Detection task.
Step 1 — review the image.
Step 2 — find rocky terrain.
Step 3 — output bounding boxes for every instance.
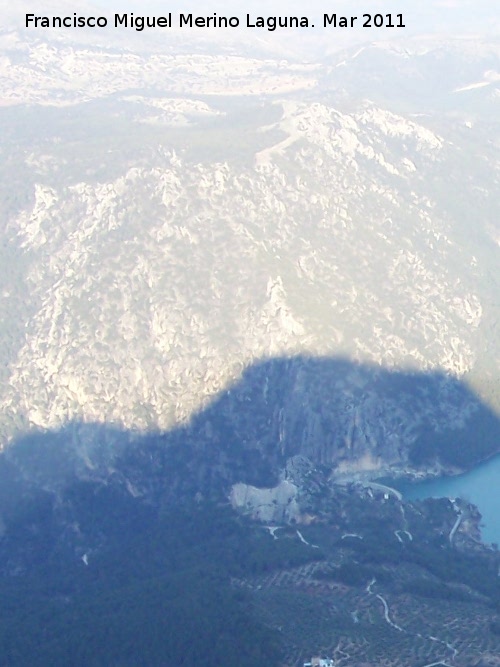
[0,8,499,665]
[0,25,499,475]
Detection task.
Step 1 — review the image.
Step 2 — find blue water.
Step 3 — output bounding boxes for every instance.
[392,454,500,545]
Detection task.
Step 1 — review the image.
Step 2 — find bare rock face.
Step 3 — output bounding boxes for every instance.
[230,480,300,523]
[179,356,500,480]
[0,32,499,477]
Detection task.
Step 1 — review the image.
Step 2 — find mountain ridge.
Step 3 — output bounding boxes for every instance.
[3,355,500,498]
[1,93,498,447]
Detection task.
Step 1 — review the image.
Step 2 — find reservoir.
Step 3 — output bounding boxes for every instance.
[391,453,500,545]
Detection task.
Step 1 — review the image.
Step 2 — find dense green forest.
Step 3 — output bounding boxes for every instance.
[0,482,315,667]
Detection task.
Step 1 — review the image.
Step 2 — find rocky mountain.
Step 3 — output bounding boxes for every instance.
[1,16,500,667]
[0,29,499,476]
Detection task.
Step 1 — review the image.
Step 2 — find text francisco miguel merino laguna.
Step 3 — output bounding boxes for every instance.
[25,12,406,31]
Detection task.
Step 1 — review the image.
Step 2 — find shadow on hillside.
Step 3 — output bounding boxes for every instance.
[1,354,499,512]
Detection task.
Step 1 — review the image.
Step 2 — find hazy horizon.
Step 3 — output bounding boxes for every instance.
[5,0,499,42]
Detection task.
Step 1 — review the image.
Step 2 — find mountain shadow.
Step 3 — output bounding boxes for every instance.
[0,355,499,666]
[3,354,500,502]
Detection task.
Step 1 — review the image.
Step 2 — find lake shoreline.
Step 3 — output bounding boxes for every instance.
[329,449,500,545]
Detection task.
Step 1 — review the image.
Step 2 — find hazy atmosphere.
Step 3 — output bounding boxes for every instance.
[0,0,499,665]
